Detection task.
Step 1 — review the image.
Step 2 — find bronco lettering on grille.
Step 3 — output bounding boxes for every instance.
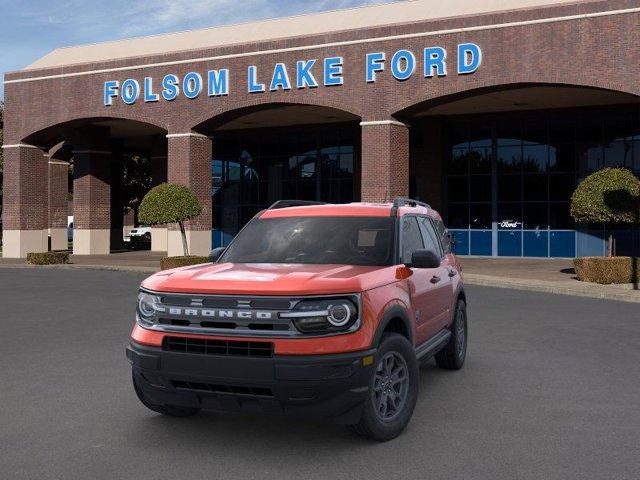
[166,308,274,319]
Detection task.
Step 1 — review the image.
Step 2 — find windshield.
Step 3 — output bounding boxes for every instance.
[220,216,396,266]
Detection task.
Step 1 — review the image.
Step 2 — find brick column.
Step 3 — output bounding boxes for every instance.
[410,119,444,210]
[360,120,410,202]
[166,132,212,256]
[150,134,168,252]
[48,144,70,251]
[72,126,112,255]
[1,143,49,258]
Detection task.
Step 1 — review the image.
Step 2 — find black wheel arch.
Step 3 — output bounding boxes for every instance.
[372,305,414,347]
[456,287,467,305]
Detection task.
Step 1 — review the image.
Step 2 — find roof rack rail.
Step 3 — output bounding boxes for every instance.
[268,200,327,210]
[390,197,431,216]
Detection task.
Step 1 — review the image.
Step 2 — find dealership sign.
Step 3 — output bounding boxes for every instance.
[103,43,482,106]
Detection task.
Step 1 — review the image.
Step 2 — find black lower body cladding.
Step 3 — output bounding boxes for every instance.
[126,341,376,423]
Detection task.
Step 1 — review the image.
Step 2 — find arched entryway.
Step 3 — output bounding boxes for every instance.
[397,84,640,258]
[194,103,361,247]
[3,117,167,257]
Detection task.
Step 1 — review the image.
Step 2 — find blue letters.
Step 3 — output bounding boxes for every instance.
[390,50,415,81]
[104,80,119,106]
[121,79,140,105]
[103,44,483,106]
[183,72,203,99]
[162,74,179,101]
[296,60,318,89]
[457,43,482,74]
[270,63,292,91]
[144,77,159,102]
[324,57,343,86]
[248,66,265,93]
[424,47,447,77]
[208,69,229,96]
[366,52,385,83]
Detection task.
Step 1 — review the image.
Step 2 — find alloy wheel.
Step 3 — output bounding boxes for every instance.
[372,351,410,422]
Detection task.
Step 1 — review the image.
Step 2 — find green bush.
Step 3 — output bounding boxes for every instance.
[160,256,209,271]
[139,183,202,256]
[139,183,201,225]
[570,168,640,224]
[574,256,640,284]
[27,251,69,265]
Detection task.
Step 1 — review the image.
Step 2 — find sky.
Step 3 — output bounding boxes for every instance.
[0,0,400,100]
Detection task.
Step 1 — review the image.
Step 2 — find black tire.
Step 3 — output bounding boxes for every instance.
[435,299,467,370]
[144,232,151,241]
[132,371,200,417]
[351,333,419,441]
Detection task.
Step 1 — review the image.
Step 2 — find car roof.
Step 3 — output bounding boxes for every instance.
[259,202,441,220]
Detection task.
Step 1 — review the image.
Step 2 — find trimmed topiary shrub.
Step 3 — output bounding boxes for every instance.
[574,256,640,284]
[160,256,209,271]
[570,168,640,256]
[139,183,202,256]
[571,168,640,224]
[26,251,69,265]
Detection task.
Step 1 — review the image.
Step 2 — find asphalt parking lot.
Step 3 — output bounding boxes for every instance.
[1,268,639,480]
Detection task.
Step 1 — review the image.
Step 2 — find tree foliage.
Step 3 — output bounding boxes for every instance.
[139,183,201,225]
[570,168,640,224]
[138,183,202,256]
[121,153,152,216]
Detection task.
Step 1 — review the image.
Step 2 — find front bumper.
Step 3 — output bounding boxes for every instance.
[126,341,376,423]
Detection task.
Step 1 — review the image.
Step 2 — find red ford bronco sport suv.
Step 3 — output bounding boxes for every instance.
[127,198,467,441]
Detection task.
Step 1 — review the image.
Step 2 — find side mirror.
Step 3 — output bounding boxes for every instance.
[408,249,441,269]
[208,247,226,263]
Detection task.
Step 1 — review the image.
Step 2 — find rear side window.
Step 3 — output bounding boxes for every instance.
[434,219,451,254]
[418,217,443,258]
[401,217,424,264]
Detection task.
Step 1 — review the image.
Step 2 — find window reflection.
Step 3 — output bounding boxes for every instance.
[446,109,640,241]
[212,125,358,246]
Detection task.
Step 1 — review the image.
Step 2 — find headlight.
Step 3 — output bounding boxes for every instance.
[281,297,359,334]
[137,291,162,325]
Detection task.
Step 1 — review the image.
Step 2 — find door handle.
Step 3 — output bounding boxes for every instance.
[430,275,441,284]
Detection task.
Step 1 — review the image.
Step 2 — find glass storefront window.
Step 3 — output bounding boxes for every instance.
[523,175,547,202]
[604,140,632,168]
[497,145,522,173]
[444,107,640,257]
[497,175,521,202]
[470,175,491,202]
[470,203,492,229]
[523,144,548,173]
[470,147,492,174]
[211,124,358,247]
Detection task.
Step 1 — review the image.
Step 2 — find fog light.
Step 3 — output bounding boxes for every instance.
[294,316,331,333]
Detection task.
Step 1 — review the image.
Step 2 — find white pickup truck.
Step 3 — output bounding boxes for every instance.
[125,226,152,248]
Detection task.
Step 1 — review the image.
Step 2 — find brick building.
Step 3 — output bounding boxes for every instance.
[3,0,640,258]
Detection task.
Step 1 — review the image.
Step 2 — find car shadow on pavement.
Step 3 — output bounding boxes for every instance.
[124,362,448,450]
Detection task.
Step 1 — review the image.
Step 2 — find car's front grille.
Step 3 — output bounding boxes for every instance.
[142,292,361,338]
[163,336,274,357]
[171,380,274,397]
[157,317,292,332]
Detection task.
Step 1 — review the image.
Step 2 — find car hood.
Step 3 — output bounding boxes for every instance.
[142,262,398,295]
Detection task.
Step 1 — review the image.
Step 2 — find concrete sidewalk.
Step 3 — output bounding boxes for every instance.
[0,250,161,273]
[1,251,639,303]
[461,257,640,303]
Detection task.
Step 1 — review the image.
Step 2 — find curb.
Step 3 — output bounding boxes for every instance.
[464,273,640,304]
[0,263,158,273]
